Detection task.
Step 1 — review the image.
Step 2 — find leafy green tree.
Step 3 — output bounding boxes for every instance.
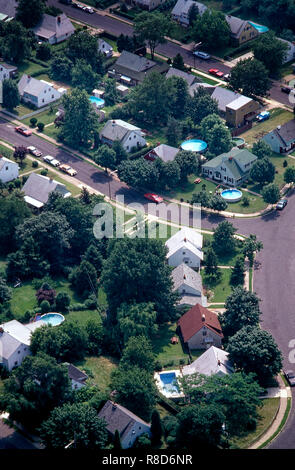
[250,158,275,185]
[0,277,12,304]
[50,53,73,81]
[204,246,219,276]
[2,79,20,110]
[13,146,27,166]
[229,58,271,96]
[118,302,158,344]
[118,158,160,189]
[206,123,232,156]
[36,42,51,61]
[165,116,181,147]
[230,257,245,286]
[85,318,103,355]
[243,234,263,267]
[134,12,171,60]
[200,114,223,140]
[113,429,122,449]
[261,182,280,204]
[112,140,128,166]
[151,410,163,446]
[187,89,219,125]
[40,299,50,313]
[175,150,199,182]
[191,190,211,208]
[95,145,116,172]
[16,0,45,27]
[0,20,31,63]
[193,9,231,50]
[67,30,104,72]
[212,221,236,255]
[82,244,103,276]
[209,194,228,211]
[253,31,289,76]
[69,260,98,297]
[172,53,186,71]
[162,160,181,188]
[6,237,50,281]
[71,59,100,93]
[284,167,295,184]
[0,353,71,430]
[104,78,118,106]
[167,76,189,119]
[188,3,199,24]
[120,335,155,373]
[220,286,261,338]
[40,403,108,449]
[55,292,71,312]
[227,326,283,384]
[252,140,273,160]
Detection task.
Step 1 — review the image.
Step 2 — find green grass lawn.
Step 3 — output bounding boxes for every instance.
[231,398,280,449]
[23,106,59,127]
[241,109,294,146]
[0,144,13,159]
[152,322,190,368]
[75,355,119,392]
[42,124,60,140]
[11,103,36,118]
[201,267,232,304]
[17,59,49,77]
[10,282,37,320]
[65,309,102,325]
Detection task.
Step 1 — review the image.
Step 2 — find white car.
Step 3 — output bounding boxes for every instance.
[43,155,60,167]
[85,6,94,13]
[27,146,42,157]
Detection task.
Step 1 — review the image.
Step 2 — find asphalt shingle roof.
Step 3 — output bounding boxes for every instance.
[166,67,196,87]
[211,87,241,112]
[177,304,223,343]
[65,363,88,383]
[202,148,257,180]
[98,401,150,440]
[182,346,234,376]
[152,144,179,162]
[172,263,202,292]
[172,0,207,17]
[272,120,295,146]
[0,0,17,18]
[22,172,70,205]
[33,13,74,41]
[100,119,141,142]
[225,15,249,38]
[115,51,156,73]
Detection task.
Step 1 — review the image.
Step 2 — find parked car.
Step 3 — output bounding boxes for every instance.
[208,68,224,78]
[15,126,32,137]
[193,51,211,60]
[84,6,94,13]
[256,111,270,122]
[281,85,292,94]
[224,73,231,82]
[27,146,42,157]
[144,193,163,203]
[276,198,288,210]
[194,178,201,184]
[59,164,77,176]
[43,155,60,167]
[284,370,295,386]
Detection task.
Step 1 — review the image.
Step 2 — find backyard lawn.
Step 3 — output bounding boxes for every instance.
[75,355,119,392]
[241,109,294,146]
[152,322,190,368]
[201,267,233,304]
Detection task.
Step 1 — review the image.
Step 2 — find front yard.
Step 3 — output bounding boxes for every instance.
[201,267,233,304]
[152,322,190,368]
[241,109,294,146]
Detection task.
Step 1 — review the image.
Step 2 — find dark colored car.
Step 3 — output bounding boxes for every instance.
[276,198,288,210]
[281,86,292,94]
[284,370,295,386]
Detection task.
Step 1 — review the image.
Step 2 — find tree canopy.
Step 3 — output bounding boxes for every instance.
[229,58,271,96]
[133,12,171,60]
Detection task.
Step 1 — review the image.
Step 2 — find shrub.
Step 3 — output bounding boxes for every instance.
[32,160,39,168]
[40,169,48,176]
[241,195,250,207]
[40,300,51,313]
[30,117,37,127]
[37,122,45,132]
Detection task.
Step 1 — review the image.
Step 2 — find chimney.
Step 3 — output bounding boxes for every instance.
[202,314,206,322]
[217,359,221,366]
[183,274,186,279]
[184,237,187,242]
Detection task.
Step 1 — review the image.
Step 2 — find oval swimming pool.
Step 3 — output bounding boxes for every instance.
[221,189,242,203]
[89,96,105,108]
[248,21,269,33]
[41,313,65,326]
[180,139,208,152]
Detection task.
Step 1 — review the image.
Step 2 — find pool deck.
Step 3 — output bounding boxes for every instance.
[154,370,184,399]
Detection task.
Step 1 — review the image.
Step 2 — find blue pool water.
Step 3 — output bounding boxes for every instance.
[41,313,65,326]
[249,21,269,33]
[159,372,180,393]
[221,189,242,202]
[89,96,105,107]
[180,139,208,152]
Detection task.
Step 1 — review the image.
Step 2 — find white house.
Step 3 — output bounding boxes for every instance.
[18,74,65,108]
[182,346,234,377]
[165,227,203,269]
[171,0,207,26]
[98,38,113,58]
[0,62,17,82]
[0,155,19,183]
[33,13,75,44]
[172,263,207,307]
[98,400,151,449]
[278,38,295,64]
[65,363,88,390]
[0,319,45,371]
[100,119,146,153]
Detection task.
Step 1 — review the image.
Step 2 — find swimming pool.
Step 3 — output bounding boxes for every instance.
[232,137,245,149]
[89,96,105,108]
[40,313,65,326]
[249,21,269,33]
[159,372,180,394]
[221,189,242,203]
[180,139,208,152]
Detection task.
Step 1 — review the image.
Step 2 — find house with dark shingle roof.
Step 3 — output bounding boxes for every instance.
[211,87,260,127]
[0,0,17,19]
[100,119,146,152]
[262,120,295,154]
[64,363,88,390]
[98,401,151,449]
[22,172,71,209]
[166,67,199,87]
[225,15,258,45]
[33,13,74,44]
[201,147,257,187]
[144,143,180,163]
[0,62,17,82]
[177,304,223,350]
[172,263,207,308]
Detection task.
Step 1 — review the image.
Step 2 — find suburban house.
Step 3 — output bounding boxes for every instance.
[165,227,203,269]
[65,363,88,390]
[189,82,215,97]
[100,119,146,152]
[18,74,65,108]
[108,50,169,86]
[278,38,295,63]
[262,120,295,154]
[129,0,165,10]
[98,400,151,449]
[225,15,258,45]
[182,346,234,377]
[172,0,207,27]
[22,172,71,209]
[0,155,19,183]
[201,147,258,186]
[211,87,260,127]
[172,263,207,308]
[0,0,17,20]
[0,62,17,82]
[33,13,75,44]
[166,67,199,87]
[0,319,46,371]
[144,143,180,163]
[98,38,113,58]
[177,304,223,350]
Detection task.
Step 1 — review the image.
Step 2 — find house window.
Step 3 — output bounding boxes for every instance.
[5,166,8,170]
[42,99,44,103]
[18,350,20,354]
[51,95,54,98]
[202,330,207,336]
[14,361,18,365]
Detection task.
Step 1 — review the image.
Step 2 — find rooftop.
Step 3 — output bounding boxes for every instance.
[172,0,207,17]
[211,87,242,113]
[172,263,202,293]
[151,143,180,162]
[22,172,71,207]
[272,119,295,146]
[166,67,196,87]
[182,346,234,376]
[177,304,223,343]
[100,119,142,142]
[33,13,74,41]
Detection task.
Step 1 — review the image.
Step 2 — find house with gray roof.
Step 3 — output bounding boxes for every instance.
[98,38,113,58]
[65,363,88,390]
[189,82,215,97]
[202,147,258,186]
[108,50,169,86]
[100,119,146,152]
[22,172,71,209]
[172,0,207,26]
[33,13,74,44]
[165,227,203,269]
[0,155,19,183]
[98,400,151,449]
[211,87,242,113]
[166,67,199,87]
[0,0,17,20]
[18,74,65,108]
[144,143,180,163]
[262,120,295,154]
[211,87,259,127]
[278,38,295,63]
[182,346,234,377]
[225,15,258,45]
[172,263,207,308]
[0,62,17,82]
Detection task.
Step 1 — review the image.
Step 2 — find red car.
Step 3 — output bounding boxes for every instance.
[144,193,163,204]
[208,68,224,78]
[15,126,32,137]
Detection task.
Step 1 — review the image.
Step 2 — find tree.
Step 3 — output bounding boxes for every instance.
[243,234,263,267]
[187,89,219,125]
[220,286,261,338]
[2,79,20,110]
[104,78,118,106]
[206,123,232,156]
[69,260,98,297]
[133,12,171,60]
[112,140,128,166]
[167,76,189,119]
[165,116,181,147]
[95,145,116,172]
[192,9,231,50]
[212,221,236,255]
[85,318,103,355]
[191,190,211,209]
[230,257,245,286]
[113,429,122,450]
[36,282,56,305]
[71,59,100,93]
[151,410,163,446]
[36,42,51,61]
[0,277,12,304]
[13,146,27,167]
[188,3,199,24]
[209,194,228,211]
[55,292,71,312]
[175,150,199,182]
[252,140,273,160]
[0,20,31,64]
[82,244,103,276]
[227,326,283,384]
[250,158,275,186]
[172,53,186,71]
[118,302,158,344]
[0,353,71,430]
[16,0,45,27]
[67,30,104,72]
[204,246,219,276]
[120,335,155,373]
[40,403,108,449]
[162,160,181,188]
[253,31,289,76]
[61,88,98,147]
[200,114,223,140]
[118,158,160,189]
[50,53,73,82]
[284,167,295,184]
[40,299,51,313]
[6,237,50,281]
[261,182,280,204]
[229,58,271,96]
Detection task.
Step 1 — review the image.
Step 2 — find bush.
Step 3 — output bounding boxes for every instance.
[14,178,22,188]
[32,160,39,168]
[40,300,51,313]
[154,361,162,372]
[37,122,45,132]
[30,117,38,127]
[40,169,48,176]
[241,195,250,207]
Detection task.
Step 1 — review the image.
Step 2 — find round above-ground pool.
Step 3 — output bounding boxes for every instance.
[232,137,245,149]
[180,139,207,152]
[41,313,65,326]
[248,21,269,33]
[221,188,242,203]
[89,96,105,108]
